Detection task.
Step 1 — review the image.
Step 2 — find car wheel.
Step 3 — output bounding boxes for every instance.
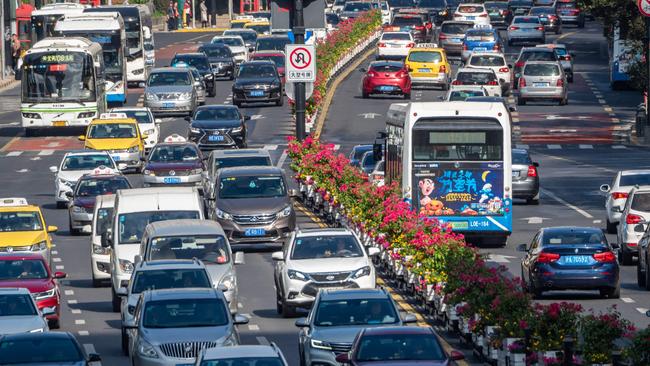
[121,327,129,356]
[568,75,574,83]
[559,98,567,106]
[281,301,296,318]
[517,98,526,106]
[56,201,67,209]
[619,248,633,265]
[441,83,449,91]
[403,92,411,100]
[276,96,284,106]
[111,287,121,312]
[638,261,646,288]
[48,318,60,329]
[234,101,242,107]
[606,219,617,234]
[645,261,650,290]
[529,281,542,299]
[526,197,539,205]
[275,291,283,315]
[600,284,620,299]
[92,277,103,288]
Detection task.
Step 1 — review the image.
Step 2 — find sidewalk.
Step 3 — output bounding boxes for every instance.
[0,78,18,92]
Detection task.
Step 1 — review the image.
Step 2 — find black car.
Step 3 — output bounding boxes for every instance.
[508,0,534,16]
[232,61,283,107]
[0,332,102,365]
[636,224,650,290]
[171,52,217,97]
[255,35,292,52]
[484,1,512,27]
[326,12,340,29]
[417,0,450,25]
[198,43,236,80]
[387,0,416,12]
[187,105,249,149]
[339,1,373,21]
[530,6,562,34]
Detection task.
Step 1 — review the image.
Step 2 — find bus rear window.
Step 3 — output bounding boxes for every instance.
[413,130,503,161]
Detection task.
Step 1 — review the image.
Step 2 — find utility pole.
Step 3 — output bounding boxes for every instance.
[293,0,306,140]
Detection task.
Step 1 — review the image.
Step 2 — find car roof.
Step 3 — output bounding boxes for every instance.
[110,107,151,113]
[319,288,389,300]
[136,259,206,271]
[511,148,529,155]
[370,60,404,67]
[0,287,31,295]
[296,228,354,238]
[0,331,75,342]
[210,148,271,158]
[251,51,285,56]
[145,287,219,301]
[218,166,284,177]
[457,67,496,74]
[225,28,257,33]
[541,226,603,236]
[362,326,435,336]
[150,67,191,73]
[352,144,373,150]
[64,150,112,157]
[79,174,125,181]
[202,345,282,359]
[521,46,554,53]
[241,60,276,66]
[174,52,208,58]
[197,104,239,110]
[621,170,650,176]
[469,52,505,58]
[145,219,226,237]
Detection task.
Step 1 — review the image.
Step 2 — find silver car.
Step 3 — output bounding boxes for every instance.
[537,43,574,82]
[189,67,207,105]
[144,67,198,117]
[518,61,568,105]
[0,288,53,334]
[126,288,249,366]
[507,15,545,45]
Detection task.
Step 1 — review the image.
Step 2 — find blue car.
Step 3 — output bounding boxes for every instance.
[518,226,620,299]
[461,27,503,61]
[349,144,373,167]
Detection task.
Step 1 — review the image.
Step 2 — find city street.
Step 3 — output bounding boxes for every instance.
[0,18,648,365]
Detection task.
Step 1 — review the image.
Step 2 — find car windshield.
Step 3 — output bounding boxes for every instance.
[620,173,650,186]
[75,178,130,197]
[441,22,472,34]
[392,17,422,26]
[362,152,377,168]
[238,64,277,78]
[458,5,484,12]
[291,235,363,259]
[352,146,372,161]
[143,298,229,328]
[0,259,48,280]
[512,150,532,164]
[449,90,486,101]
[314,298,398,326]
[542,230,606,245]
[419,0,446,6]
[0,294,37,316]
[201,357,284,366]
[344,2,372,11]
[530,7,554,14]
[225,31,257,42]
[132,269,211,294]
[172,56,210,72]
[0,212,43,232]
[370,63,403,72]
[485,2,508,9]
[215,156,271,170]
[382,33,411,41]
[117,110,153,125]
[556,1,576,7]
[149,235,230,264]
[201,46,232,58]
[457,71,496,84]
[524,63,560,76]
[251,55,285,68]
[520,50,556,62]
[256,38,291,51]
[0,338,83,363]
[219,175,286,199]
[148,71,191,86]
[514,16,540,23]
[469,55,505,67]
[356,334,446,361]
[388,0,415,6]
[95,207,113,236]
[247,24,270,33]
[195,108,240,120]
[88,123,137,139]
[214,37,244,46]
[631,193,650,211]
[466,30,495,41]
[149,145,200,163]
[62,155,114,171]
[552,47,568,56]
[118,211,200,244]
[408,51,442,63]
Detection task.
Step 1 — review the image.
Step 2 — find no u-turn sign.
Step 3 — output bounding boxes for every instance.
[285,44,316,82]
[639,0,650,16]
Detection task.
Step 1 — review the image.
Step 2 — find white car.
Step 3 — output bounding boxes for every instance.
[601,170,650,233]
[617,187,650,265]
[0,288,53,335]
[109,107,160,153]
[453,3,491,25]
[49,151,124,209]
[212,35,248,64]
[377,31,414,59]
[452,67,502,96]
[91,194,115,287]
[466,52,513,93]
[373,0,392,24]
[272,228,380,317]
[444,84,489,101]
[369,160,385,187]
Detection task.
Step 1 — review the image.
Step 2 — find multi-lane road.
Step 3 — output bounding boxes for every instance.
[0,19,648,365]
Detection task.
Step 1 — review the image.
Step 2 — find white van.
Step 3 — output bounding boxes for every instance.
[91,194,115,287]
[104,187,204,311]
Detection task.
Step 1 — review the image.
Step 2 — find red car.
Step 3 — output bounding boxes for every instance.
[361,61,412,99]
[249,51,286,82]
[0,253,66,328]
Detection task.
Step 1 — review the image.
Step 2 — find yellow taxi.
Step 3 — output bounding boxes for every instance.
[230,19,251,29]
[244,19,271,35]
[0,198,57,264]
[79,113,146,171]
[405,43,451,90]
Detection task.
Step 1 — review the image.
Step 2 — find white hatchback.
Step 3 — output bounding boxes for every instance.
[617,187,650,265]
[601,170,650,233]
[377,31,415,59]
[453,3,491,26]
[466,52,512,93]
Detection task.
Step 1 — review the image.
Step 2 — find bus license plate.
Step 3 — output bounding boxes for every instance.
[163,177,181,184]
[562,255,590,265]
[450,221,469,230]
[208,135,225,142]
[53,121,66,127]
[244,228,266,236]
[162,102,175,108]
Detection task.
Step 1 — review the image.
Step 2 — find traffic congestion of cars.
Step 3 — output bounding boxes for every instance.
[2,0,645,365]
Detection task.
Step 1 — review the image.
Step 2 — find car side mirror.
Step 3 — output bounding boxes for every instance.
[53,271,67,279]
[138,82,146,88]
[184,116,192,122]
[271,251,284,261]
[368,247,380,256]
[611,241,620,249]
[101,231,112,248]
[402,313,417,324]
[516,243,528,252]
[88,353,101,363]
[15,69,22,81]
[41,307,56,317]
[134,255,142,265]
[295,317,309,327]
[244,115,251,121]
[116,287,128,297]
[65,191,74,198]
[532,162,539,167]
[78,135,86,141]
[570,52,575,58]
[234,314,250,325]
[335,353,350,363]
[600,184,611,193]
[49,166,58,173]
[234,251,245,265]
[47,225,58,233]
[635,224,647,233]
[507,64,513,68]
[450,350,465,361]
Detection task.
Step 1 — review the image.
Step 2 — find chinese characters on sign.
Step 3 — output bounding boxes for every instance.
[287,71,314,80]
[285,44,316,82]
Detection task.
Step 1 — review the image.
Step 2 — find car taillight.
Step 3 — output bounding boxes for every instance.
[426,23,432,29]
[536,26,544,31]
[499,67,510,73]
[479,13,488,17]
[396,71,408,78]
[378,42,386,47]
[556,79,564,87]
[509,26,520,30]
[487,80,498,85]
[570,9,579,15]
[439,34,448,40]
[463,44,468,50]
[593,251,616,263]
[562,55,571,61]
[494,44,501,51]
[515,61,525,68]
[439,65,447,73]
[519,78,526,87]
[415,25,425,30]
[527,165,537,177]
[626,214,644,224]
[406,42,415,48]
[452,80,463,85]
[549,14,557,19]
[454,12,462,17]
[367,71,377,77]
[537,252,560,263]
[611,192,629,200]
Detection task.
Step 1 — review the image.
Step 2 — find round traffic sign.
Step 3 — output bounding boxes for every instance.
[639,0,650,17]
[289,47,312,70]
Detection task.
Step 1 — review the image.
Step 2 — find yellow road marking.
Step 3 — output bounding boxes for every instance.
[0,137,20,152]
[556,30,577,41]
[294,201,327,228]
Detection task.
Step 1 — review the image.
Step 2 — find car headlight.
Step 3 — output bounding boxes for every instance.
[137,339,159,359]
[278,204,293,218]
[30,241,47,252]
[231,125,243,133]
[145,93,158,101]
[221,332,238,346]
[77,111,96,119]
[215,208,233,220]
[143,169,154,176]
[72,206,86,213]
[179,92,192,100]
[191,168,203,175]
[350,266,371,279]
[22,112,41,119]
[119,259,134,274]
[92,244,109,255]
[143,129,155,135]
[58,178,75,188]
[127,146,140,153]
[288,269,309,281]
[34,288,56,300]
[189,127,202,134]
[311,339,332,350]
[205,74,214,80]
[29,328,44,333]
[219,273,236,291]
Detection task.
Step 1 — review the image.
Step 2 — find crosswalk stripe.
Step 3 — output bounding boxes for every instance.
[6,151,22,156]
[38,150,54,156]
[579,144,593,149]
[547,144,561,149]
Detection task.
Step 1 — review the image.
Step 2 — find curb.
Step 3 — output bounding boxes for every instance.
[0,78,18,91]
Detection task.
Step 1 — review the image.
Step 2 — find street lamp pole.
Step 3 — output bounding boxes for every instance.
[293,0,306,140]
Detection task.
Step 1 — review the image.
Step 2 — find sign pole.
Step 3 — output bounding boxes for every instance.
[646,17,650,125]
[293,0,306,140]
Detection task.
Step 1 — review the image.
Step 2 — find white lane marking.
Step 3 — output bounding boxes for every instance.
[579,144,593,149]
[51,250,58,255]
[515,144,529,149]
[16,168,29,173]
[612,145,626,149]
[75,319,86,325]
[621,297,635,303]
[547,144,561,149]
[512,117,520,123]
[611,118,620,123]
[38,150,54,156]
[597,99,606,104]
[53,258,62,263]
[263,144,278,150]
[237,302,243,309]
[333,144,340,150]
[45,142,60,148]
[522,216,548,224]
[541,188,593,219]
[6,151,22,156]
[593,220,602,224]
[30,156,41,161]
[256,336,270,345]
[248,324,260,331]
[603,107,612,112]
[64,290,74,296]
[487,254,516,263]
[250,114,264,120]
[276,150,288,168]
[56,265,64,270]
[71,309,82,314]
[242,313,252,318]
[78,330,90,336]
[636,307,649,314]
[68,299,78,304]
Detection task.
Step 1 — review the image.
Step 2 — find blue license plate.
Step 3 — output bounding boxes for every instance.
[162,102,175,108]
[111,155,121,161]
[208,135,225,142]
[561,255,592,265]
[163,177,181,184]
[533,82,549,87]
[473,47,487,51]
[244,228,266,236]
[466,16,475,20]
[418,68,431,73]
[249,90,264,97]
[451,38,461,42]
[379,86,395,92]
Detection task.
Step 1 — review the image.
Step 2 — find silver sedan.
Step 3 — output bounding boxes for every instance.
[507,16,545,45]
[518,61,568,105]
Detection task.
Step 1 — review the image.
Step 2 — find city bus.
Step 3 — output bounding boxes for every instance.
[84,5,148,86]
[19,37,106,136]
[30,2,86,43]
[382,101,513,245]
[610,26,634,90]
[137,4,156,68]
[54,12,127,105]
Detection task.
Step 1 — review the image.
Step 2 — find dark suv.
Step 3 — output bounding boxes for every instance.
[513,47,559,87]
[198,43,236,80]
[232,60,283,107]
[417,0,451,25]
[485,1,511,27]
[390,15,429,42]
[171,53,217,97]
[186,105,248,150]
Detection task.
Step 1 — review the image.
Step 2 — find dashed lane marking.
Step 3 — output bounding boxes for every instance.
[621,297,635,303]
[55,265,64,270]
[53,258,61,263]
[64,290,74,296]
[597,99,606,104]
[593,220,602,224]
[75,319,86,325]
[294,202,327,229]
[636,307,649,314]
[248,324,260,331]
[71,309,82,314]
[256,336,270,345]
[516,144,529,149]
[547,144,561,149]
[78,331,89,336]
[541,188,593,219]
[276,150,288,168]
[38,150,54,156]
[68,299,78,305]
[6,151,21,156]
[579,144,593,149]
[263,144,278,150]
[612,145,626,149]
[51,251,58,255]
